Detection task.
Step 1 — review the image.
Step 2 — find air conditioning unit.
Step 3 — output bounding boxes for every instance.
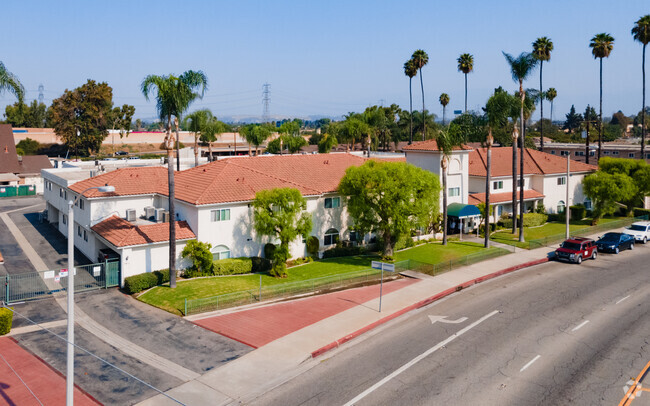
[155,208,165,222]
[144,206,156,220]
[126,209,137,222]
[162,211,170,223]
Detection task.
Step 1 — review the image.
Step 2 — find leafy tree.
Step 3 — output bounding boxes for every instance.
[411,50,429,140]
[583,171,636,222]
[109,104,135,155]
[338,161,441,256]
[4,100,50,128]
[318,133,337,153]
[546,87,557,123]
[563,105,582,134]
[181,240,213,275]
[252,188,312,277]
[185,109,213,166]
[0,61,24,102]
[532,37,553,151]
[16,138,40,155]
[610,111,630,129]
[134,118,142,131]
[439,93,450,125]
[632,15,650,158]
[484,86,516,146]
[266,134,307,154]
[404,59,418,144]
[201,117,227,161]
[50,80,114,156]
[141,70,208,288]
[240,124,272,155]
[449,112,487,143]
[411,110,438,141]
[338,115,368,151]
[457,53,474,113]
[590,33,615,162]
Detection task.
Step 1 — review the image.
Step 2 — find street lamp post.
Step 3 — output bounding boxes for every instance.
[66,184,114,406]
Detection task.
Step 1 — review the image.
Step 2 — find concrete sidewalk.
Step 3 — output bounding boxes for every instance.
[138,241,562,406]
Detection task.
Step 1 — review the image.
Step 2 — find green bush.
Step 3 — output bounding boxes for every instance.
[570,205,587,221]
[287,257,313,267]
[181,240,213,276]
[306,236,320,258]
[0,307,13,336]
[271,245,290,277]
[213,258,253,275]
[124,270,169,294]
[250,256,271,273]
[395,235,416,251]
[498,213,548,228]
[322,245,366,259]
[264,243,276,260]
[535,203,546,214]
[633,208,650,218]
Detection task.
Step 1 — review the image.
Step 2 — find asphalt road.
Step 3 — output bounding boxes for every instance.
[252,243,650,406]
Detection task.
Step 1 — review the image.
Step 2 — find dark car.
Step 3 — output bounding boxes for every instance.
[115,150,129,156]
[596,232,635,254]
[555,237,597,264]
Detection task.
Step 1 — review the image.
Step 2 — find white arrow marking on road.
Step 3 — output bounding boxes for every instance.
[428,315,468,325]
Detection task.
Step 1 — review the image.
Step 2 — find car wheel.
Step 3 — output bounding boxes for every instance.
[630,243,634,250]
[643,237,647,244]
[576,255,582,264]
[591,251,597,260]
[615,247,620,254]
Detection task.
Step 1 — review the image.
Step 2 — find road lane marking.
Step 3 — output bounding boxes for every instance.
[428,315,468,325]
[519,355,541,372]
[343,310,499,406]
[616,295,631,305]
[571,320,590,332]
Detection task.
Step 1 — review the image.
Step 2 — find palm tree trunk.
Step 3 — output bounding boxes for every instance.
[485,138,492,248]
[519,85,525,243]
[420,68,426,141]
[166,116,176,289]
[194,133,199,167]
[176,116,181,172]
[642,43,646,160]
[208,141,213,162]
[464,73,468,113]
[512,127,517,235]
[550,100,554,124]
[248,143,252,156]
[442,106,446,126]
[585,120,590,165]
[409,78,413,144]
[539,61,544,152]
[598,57,603,163]
[442,158,448,245]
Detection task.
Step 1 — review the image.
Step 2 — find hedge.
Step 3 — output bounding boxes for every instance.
[124,270,170,294]
[250,256,271,273]
[633,208,650,218]
[570,205,587,221]
[499,213,548,228]
[0,307,13,336]
[213,258,253,275]
[322,245,366,259]
[306,236,320,258]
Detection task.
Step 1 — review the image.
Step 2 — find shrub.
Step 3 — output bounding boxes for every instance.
[271,245,290,277]
[394,235,416,251]
[306,236,320,258]
[535,203,546,214]
[181,240,213,276]
[264,243,276,260]
[124,270,169,294]
[0,307,13,336]
[547,213,563,222]
[287,257,313,267]
[633,208,650,218]
[213,258,253,275]
[159,141,185,150]
[499,213,547,228]
[570,205,586,221]
[322,245,365,259]
[250,256,271,273]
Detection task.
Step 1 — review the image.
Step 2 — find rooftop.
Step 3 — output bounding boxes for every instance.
[468,189,545,205]
[402,139,472,152]
[91,215,195,247]
[468,147,597,177]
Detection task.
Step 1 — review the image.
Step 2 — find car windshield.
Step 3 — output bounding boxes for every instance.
[628,225,647,231]
[600,233,620,241]
[561,242,581,250]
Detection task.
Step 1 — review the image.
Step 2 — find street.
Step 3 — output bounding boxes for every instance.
[252,243,650,406]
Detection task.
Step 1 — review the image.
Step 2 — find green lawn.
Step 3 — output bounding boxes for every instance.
[138,241,502,315]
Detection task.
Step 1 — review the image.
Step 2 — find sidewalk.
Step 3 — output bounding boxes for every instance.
[137,241,559,406]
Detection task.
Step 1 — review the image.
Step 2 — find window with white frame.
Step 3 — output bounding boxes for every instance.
[557,200,566,213]
[646,153,650,159]
[324,197,340,209]
[590,151,595,156]
[448,187,460,197]
[210,209,230,222]
[64,190,67,200]
[77,225,82,237]
[612,151,619,155]
[575,151,584,156]
[79,199,84,210]
[493,181,503,190]
[211,245,231,260]
[557,176,566,185]
[604,151,610,155]
[628,153,635,158]
[62,214,67,225]
[560,151,569,156]
[584,198,592,210]
[550,150,556,154]
[324,228,339,246]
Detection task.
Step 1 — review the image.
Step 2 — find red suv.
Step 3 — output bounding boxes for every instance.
[555,237,597,264]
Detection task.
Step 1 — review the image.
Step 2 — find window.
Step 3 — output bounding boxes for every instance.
[62,214,67,225]
[550,150,556,154]
[324,197,340,209]
[612,151,619,155]
[584,198,592,210]
[646,154,650,159]
[349,230,358,242]
[557,200,566,214]
[493,181,503,190]
[448,187,460,197]
[59,188,63,198]
[517,179,525,188]
[83,229,88,242]
[211,245,231,260]
[557,176,566,185]
[590,151,595,156]
[64,190,67,200]
[79,199,84,210]
[77,225,82,237]
[604,151,610,155]
[324,228,339,246]
[496,205,502,217]
[628,153,635,158]
[211,209,230,222]
[560,151,569,156]
[575,151,584,156]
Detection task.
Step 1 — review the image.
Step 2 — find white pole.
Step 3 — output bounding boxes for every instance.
[66,200,75,406]
[566,152,570,239]
[379,266,383,313]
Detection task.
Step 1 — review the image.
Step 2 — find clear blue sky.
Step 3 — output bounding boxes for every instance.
[1,0,648,122]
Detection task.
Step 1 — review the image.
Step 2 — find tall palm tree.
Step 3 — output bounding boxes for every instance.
[0,61,25,102]
[436,129,464,245]
[404,59,418,144]
[632,15,650,159]
[412,50,429,140]
[589,33,615,163]
[546,87,557,123]
[141,70,208,288]
[503,52,538,243]
[457,53,474,113]
[532,37,553,152]
[185,109,213,167]
[439,93,450,125]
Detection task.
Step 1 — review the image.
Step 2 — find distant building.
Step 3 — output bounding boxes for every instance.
[533,141,650,163]
[0,124,52,194]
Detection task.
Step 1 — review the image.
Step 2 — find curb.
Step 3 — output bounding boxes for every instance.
[311,257,550,358]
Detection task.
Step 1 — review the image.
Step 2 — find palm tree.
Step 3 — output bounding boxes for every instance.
[532,37,553,152]
[185,109,213,167]
[412,50,429,140]
[436,129,464,245]
[404,59,417,144]
[0,61,25,102]
[457,53,474,113]
[503,51,538,243]
[201,117,226,160]
[546,87,557,123]
[439,93,450,126]
[141,71,208,288]
[632,15,650,159]
[590,33,615,163]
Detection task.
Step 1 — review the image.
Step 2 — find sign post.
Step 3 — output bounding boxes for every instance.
[372,261,396,312]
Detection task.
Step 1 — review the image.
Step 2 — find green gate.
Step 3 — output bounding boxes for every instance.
[105,260,120,287]
[0,186,17,198]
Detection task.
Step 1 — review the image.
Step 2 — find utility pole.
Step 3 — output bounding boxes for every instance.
[38,84,44,105]
[262,83,271,123]
[566,152,570,239]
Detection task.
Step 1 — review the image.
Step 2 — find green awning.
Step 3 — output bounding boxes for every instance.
[447,203,480,219]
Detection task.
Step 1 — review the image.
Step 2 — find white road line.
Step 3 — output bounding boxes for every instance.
[616,295,631,305]
[343,310,500,406]
[519,355,541,372]
[571,320,590,332]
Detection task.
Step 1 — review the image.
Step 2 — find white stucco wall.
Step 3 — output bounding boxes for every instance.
[405,150,470,207]
[117,241,190,285]
[541,173,589,213]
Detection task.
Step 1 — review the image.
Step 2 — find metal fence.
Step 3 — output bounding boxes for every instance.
[1,260,119,304]
[527,215,649,250]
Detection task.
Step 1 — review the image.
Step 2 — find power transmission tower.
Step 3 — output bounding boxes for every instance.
[38,84,44,104]
[262,83,271,123]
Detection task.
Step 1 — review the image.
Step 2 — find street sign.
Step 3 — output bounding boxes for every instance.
[453,110,462,115]
[59,269,68,277]
[581,130,587,139]
[371,261,383,270]
[382,263,395,272]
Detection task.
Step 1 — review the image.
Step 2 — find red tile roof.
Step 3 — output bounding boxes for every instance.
[91,215,195,247]
[468,189,545,205]
[468,147,597,177]
[402,139,472,152]
[69,167,169,197]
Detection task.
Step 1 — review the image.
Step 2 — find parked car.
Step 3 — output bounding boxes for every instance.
[555,237,597,264]
[596,232,635,254]
[624,221,650,244]
[115,150,129,156]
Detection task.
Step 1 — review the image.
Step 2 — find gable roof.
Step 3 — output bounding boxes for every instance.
[402,139,473,152]
[468,147,597,177]
[18,155,52,174]
[91,215,195,247]
[69,167,168,198]
[469,190,545,205]
[0,124,23,174]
